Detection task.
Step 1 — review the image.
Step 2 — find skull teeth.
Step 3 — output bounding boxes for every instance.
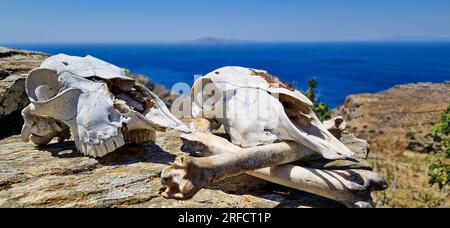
[74,130,155,158]
[76,134,125,158]
[122,129,156,144]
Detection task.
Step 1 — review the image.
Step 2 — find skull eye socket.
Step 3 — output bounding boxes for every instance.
[27,69,61,102]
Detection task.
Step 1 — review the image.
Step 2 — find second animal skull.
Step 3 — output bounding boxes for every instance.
[191,66,354,159]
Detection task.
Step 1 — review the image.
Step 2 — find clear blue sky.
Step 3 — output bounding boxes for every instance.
[1,0,450,43]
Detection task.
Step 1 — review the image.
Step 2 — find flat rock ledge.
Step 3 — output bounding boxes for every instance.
[0,128,349,208]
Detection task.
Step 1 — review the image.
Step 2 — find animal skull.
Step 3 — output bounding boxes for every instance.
[192,66,354,159]
[22,54,189,157]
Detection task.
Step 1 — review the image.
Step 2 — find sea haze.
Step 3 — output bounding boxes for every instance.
[6,42,450,107]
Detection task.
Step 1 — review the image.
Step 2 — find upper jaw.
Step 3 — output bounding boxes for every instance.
[144,112,191,133]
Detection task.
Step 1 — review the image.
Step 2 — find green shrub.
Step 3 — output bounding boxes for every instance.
[428,154,450,190]
[124,68,131,76]
[443,137,450,158]
[305,77,331,121]
[428,103,450,189]
[432,104,450,137]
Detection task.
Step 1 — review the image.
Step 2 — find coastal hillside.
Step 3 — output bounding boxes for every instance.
[334,82,450,154]
[333,83,450,207]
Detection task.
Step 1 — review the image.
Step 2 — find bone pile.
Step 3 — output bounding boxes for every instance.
[21,54,189,158]
[21,55,387,208]
[161,67,387,208]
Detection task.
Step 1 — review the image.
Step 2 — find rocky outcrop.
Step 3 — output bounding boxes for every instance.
[0,48,48,137]
[0,129,350,208]
[333,82,450,154]
[0,48,47,115]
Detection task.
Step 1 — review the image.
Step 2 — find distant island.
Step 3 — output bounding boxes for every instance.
[180,37,254,45]
[177,37,450,45]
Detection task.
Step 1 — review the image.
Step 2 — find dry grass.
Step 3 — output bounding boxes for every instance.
[370,149,449,208]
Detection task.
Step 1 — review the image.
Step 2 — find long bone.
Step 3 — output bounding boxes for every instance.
[161,118,387,207]
[161,131,315,200]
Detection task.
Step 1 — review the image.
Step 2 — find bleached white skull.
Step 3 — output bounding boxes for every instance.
[192,66,354,159]
[22,54,189,157]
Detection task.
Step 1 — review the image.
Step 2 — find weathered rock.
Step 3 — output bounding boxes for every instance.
[333,82,450,154]
[0,48,48,137]
[0,69,10,79]
[340,132,370,159]
[0,48,47,116]
[0,129,345,208]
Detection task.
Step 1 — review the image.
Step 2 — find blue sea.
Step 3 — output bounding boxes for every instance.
[5,42,450,107]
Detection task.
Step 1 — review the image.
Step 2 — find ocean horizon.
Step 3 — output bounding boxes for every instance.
[4,42,450,107]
